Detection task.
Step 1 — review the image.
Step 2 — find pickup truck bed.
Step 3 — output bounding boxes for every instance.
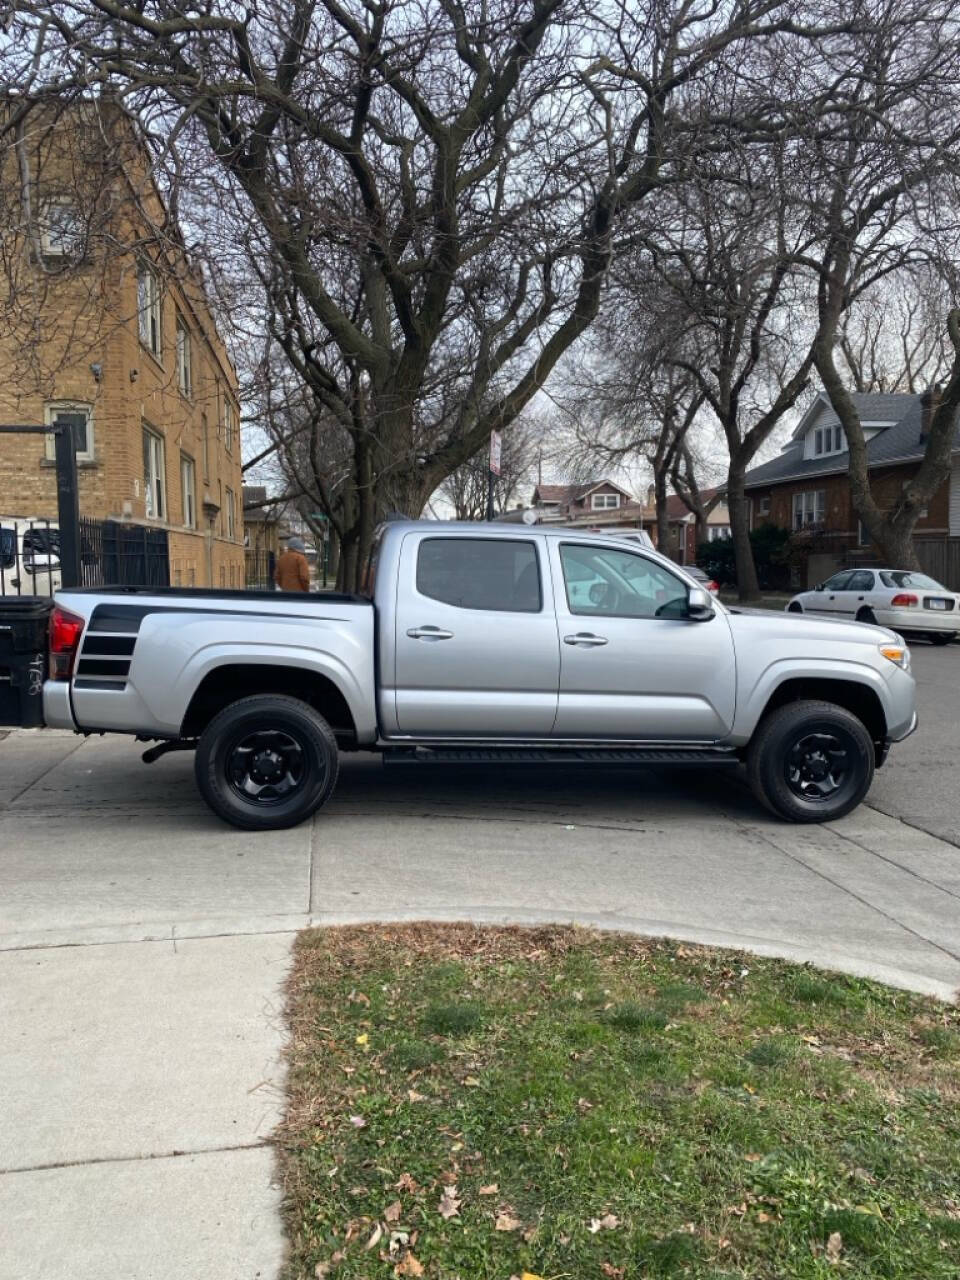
[42,521,918,830]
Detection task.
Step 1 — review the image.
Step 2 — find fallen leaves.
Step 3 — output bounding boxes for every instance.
[826,1231,844,1264]
[395,1172,419,1193]
[600,1265,625,1278]
[478,1183,499,1196]
[365,1223,383,1251]
[589,1213,620,1233]
[348,1115,367,1129]
[495,1209,523,1232]
[437,1186,461,1220]
[394,1253,424,1277]
[384,1199,402,1223]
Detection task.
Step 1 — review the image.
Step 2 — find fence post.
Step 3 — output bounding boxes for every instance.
[53,418,81,589]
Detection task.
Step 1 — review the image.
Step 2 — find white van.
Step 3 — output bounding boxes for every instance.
[0,518,61,597]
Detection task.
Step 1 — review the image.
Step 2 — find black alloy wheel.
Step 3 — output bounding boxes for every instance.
[747,699,874,823]
[783,728,857,803]
[195,694,339,830]
[787,602,803,613]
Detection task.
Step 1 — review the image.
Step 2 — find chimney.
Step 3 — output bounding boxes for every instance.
[919,385,942,441]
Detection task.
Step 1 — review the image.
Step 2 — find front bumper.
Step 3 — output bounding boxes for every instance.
[878,709,918,767]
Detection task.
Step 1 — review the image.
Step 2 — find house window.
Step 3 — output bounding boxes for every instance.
[223,399,236,453]
[180,453,196,529]
[591,492,620,510]
[813,425,845,457]
[758,496,771,516]
[143,426,166,519]
[225,486,236,540]
[44,403,93,463]
[175,313,192,397]
[707,525,731,541]
[138,266,162,358]
[792,490,826,530]
[39,198,82,258]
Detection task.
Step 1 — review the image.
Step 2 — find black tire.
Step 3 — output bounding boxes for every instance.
[855,606,877,625]
[787,602,803,613]
[930,632,956,646]
[746,699,874,824]
[195,694,339,830]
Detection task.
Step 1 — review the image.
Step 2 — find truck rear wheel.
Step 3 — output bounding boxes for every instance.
[746,699,874,823]
[195,694,339,830]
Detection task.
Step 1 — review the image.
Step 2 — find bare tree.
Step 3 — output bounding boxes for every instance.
[837,271,956,394]
[436,409,540,521]
[2,0,900,587]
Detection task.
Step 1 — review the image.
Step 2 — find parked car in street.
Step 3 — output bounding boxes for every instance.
[685,565,720,596]
[0,518,61,598]
[786,568,958,645]
[40,520,916,830]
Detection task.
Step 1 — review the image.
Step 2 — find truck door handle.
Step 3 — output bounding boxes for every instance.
[407,626,454,641]
[564,632,608,647]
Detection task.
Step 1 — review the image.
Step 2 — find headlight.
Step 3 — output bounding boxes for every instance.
[879,642,910,671]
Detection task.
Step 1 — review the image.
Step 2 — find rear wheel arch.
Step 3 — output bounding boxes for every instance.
[181,663,358,746]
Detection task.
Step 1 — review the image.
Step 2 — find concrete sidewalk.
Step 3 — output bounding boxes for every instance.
[1,646,959,1277]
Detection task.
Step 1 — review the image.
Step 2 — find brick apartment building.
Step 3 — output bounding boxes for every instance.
[744,391,960,586]
[0,98,244,587]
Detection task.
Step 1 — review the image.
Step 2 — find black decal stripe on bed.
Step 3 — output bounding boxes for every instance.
[88,602,354,632]
[80,635,137,656]
[75,658,132,677]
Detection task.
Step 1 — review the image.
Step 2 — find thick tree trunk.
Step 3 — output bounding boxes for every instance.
[654,471,670,558]
[727,461,759,600]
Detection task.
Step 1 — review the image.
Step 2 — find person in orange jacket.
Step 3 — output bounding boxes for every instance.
[274,536,311,592]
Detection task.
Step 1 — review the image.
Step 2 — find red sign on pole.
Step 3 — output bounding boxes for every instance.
[489,430,502,476]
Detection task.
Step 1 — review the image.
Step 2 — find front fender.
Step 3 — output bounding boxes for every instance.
[729,656,894,746]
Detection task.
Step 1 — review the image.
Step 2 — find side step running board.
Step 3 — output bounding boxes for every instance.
[382,746,740,767]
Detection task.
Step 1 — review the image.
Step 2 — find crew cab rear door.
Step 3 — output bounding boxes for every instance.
[548,540,736,740]
[393,531,559,737]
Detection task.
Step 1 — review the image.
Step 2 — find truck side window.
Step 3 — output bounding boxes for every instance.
[560,543,688,619]
[416,538,541,612]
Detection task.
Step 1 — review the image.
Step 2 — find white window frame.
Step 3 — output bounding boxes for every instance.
[175,313,192,397]
[143,425,166,520]
[138,265,162,358]
[591,492,621,510]
[812,424,845,457]
[792,489,826,530]
[39,197,82,257]
[180,453,196,529]
[758,496,771,515]
[707,525,731,541]
[44,402,94,463]
[225,486,236,540]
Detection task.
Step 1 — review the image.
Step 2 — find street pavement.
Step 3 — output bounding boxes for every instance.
[1,644,958,1278]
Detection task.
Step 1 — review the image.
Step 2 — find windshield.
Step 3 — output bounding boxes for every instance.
[879,571,945,591]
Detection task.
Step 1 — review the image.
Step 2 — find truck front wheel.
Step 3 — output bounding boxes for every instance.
[746,699,874,823]
[195,694,339,830]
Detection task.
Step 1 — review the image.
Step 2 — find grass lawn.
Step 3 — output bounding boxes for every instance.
[280,925,960,1279]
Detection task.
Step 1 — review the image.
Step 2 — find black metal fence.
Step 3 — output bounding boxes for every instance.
[0,517,170,596]
[245,547,276,590]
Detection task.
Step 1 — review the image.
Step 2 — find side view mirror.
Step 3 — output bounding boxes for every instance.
[687,586,715,621]
[814,582,825,591]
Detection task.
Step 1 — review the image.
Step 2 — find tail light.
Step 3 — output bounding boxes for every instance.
[49,605,85,680]
[707,580,719,594]
[890,593,918,607]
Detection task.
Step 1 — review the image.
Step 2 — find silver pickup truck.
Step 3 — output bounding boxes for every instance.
[43,520,917,830]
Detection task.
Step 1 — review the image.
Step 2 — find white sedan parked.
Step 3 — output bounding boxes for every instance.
[787,568,959,644]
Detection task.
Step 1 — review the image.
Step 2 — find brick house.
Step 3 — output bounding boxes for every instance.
[662,489,730,564]
[744,391,960,587]
[0,99,244,587]
[529,480,656,533]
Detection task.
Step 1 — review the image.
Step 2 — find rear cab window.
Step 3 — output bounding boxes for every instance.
[416,537,542,612]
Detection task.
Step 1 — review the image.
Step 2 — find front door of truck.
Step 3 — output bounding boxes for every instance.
[393,532,560,737]
[549,541,736,740]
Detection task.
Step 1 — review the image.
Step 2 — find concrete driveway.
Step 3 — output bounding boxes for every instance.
[1,644,958,1279]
